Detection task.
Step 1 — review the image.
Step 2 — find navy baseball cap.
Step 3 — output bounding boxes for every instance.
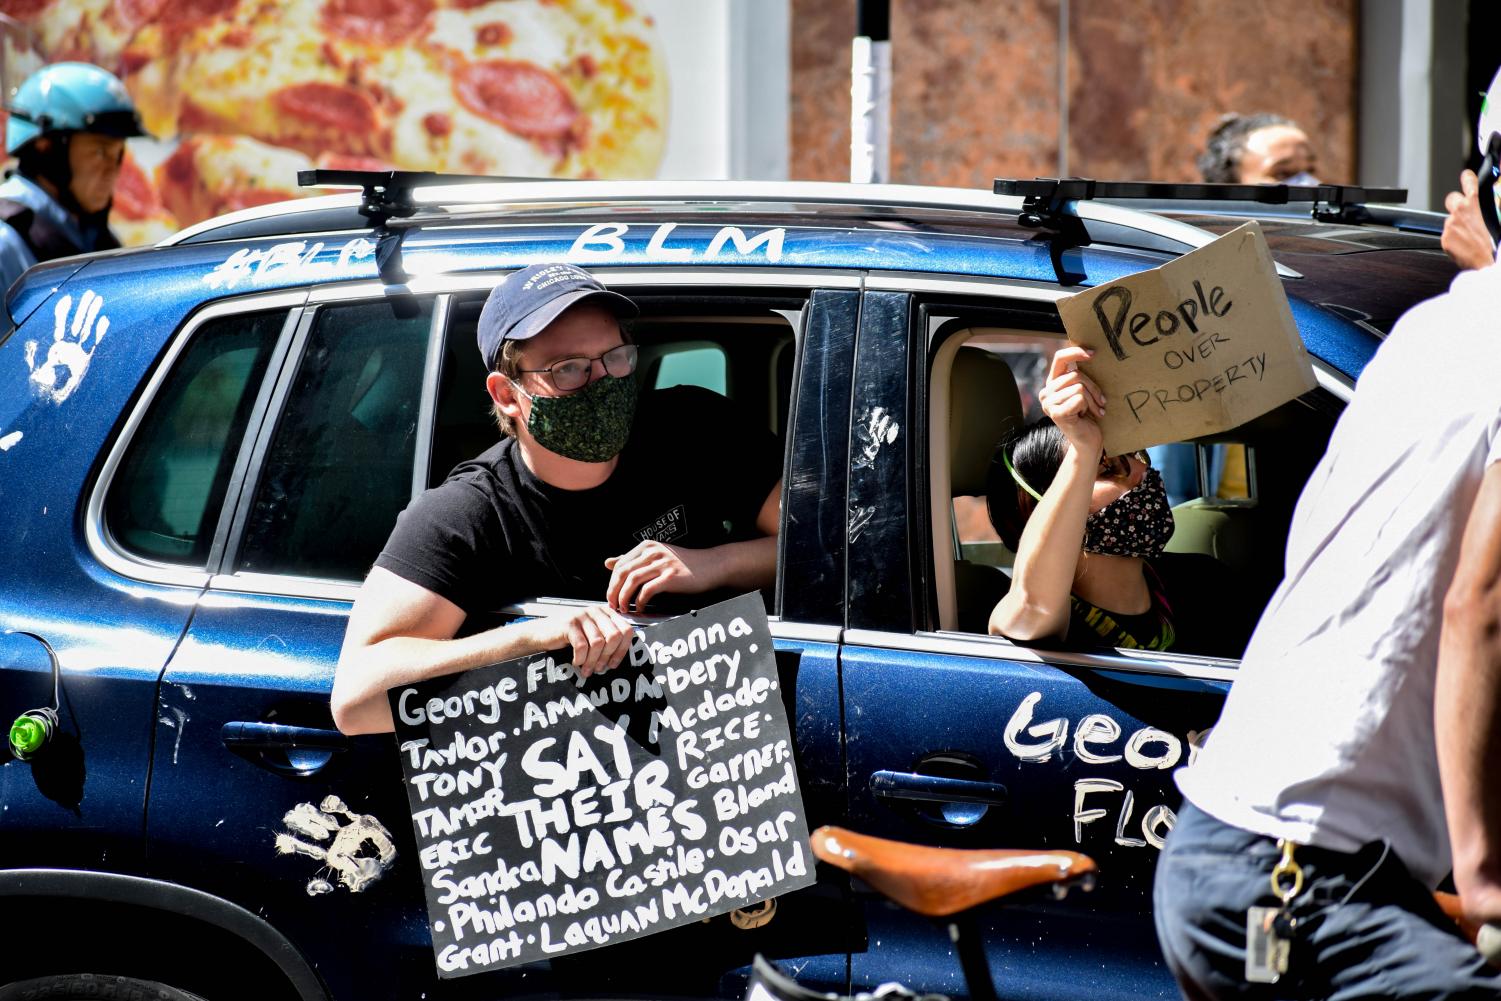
[477,263,638,370]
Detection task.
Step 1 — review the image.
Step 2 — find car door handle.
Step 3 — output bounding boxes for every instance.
[870,770,1009,806]
[221,722,349,776]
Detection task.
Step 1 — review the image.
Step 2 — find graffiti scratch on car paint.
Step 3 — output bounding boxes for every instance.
[848,502,877,543]
[25,291,108,404]
[204,236,376,290]
[568,223,786,264]
[158,706,188,765]
[852,406,900,471]
[275,795,398,895]
[1003,690,1208,851]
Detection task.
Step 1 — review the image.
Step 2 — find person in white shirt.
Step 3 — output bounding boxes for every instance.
[1153,72,1501,1000]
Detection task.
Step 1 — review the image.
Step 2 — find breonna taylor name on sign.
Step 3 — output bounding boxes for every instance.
[388,592,815,978]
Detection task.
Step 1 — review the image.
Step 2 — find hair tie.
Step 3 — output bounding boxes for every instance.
[1003,448,1043,501]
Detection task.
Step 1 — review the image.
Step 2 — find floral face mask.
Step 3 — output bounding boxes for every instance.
[1083,466,1175,558]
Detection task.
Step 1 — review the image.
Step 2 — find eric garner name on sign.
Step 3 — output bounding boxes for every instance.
[387,592,816,979]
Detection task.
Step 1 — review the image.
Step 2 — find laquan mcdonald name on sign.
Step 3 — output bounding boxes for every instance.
[388,592,815,978]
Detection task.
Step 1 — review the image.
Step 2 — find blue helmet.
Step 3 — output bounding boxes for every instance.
[6,62,148,155]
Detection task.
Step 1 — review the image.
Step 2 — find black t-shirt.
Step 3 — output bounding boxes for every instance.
[1064,552,1255,658]
[375,386,781,625]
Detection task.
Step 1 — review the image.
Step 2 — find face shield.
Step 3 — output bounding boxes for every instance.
[1476,68,1501,252]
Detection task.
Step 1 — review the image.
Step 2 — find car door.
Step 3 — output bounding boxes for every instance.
[147,276,865,1000]
[144,293,442,1001]
[837,283,1231,1001]
[453,280,864,1000]
[0,278,272,879]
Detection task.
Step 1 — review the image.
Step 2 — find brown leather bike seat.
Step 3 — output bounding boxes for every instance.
[810,825,1097,918]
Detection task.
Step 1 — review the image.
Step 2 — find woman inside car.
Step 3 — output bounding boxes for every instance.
[986,345,1251,656]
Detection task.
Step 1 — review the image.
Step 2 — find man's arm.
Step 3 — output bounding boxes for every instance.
[604,479,781,612]
[1438,461,1501,924]
[332,566,634,735]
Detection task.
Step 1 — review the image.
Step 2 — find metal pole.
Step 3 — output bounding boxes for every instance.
[850,0,890,183]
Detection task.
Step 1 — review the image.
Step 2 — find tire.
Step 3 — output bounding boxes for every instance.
[0,973,207,1001]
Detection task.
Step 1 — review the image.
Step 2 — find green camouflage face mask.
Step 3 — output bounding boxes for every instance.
[516,373,639,463]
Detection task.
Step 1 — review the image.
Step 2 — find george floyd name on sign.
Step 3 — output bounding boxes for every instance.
[1057,221,1317,456]
[387,592,815,979]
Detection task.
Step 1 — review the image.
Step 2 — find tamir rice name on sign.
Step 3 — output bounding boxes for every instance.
[388,592,815,978]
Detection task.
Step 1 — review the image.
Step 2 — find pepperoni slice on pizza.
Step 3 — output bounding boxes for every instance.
[4,0,668,235]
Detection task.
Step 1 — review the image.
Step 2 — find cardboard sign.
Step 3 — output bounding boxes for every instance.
[1056,221,1317,456]
[388,593,815,979]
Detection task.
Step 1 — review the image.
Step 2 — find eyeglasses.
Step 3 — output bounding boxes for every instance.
[518,343,638,393]
[1098,450,1150,481]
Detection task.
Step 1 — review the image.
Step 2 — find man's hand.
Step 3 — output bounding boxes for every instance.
[530,604,636,677]
[605,540,719,612]
[1443,169,1496,271]
[332,568,637,734]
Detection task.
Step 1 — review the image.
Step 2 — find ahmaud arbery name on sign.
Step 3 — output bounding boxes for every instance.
[1057,220,1318,457]
[388,592,815,979]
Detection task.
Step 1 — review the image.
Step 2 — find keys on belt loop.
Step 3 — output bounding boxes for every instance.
[1270,838,1305,904]
[1246,839,1304,984]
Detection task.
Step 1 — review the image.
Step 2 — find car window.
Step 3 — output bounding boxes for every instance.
[947,333,1260,564]
[649,343,727,394]
[1147,441,1254,506]
[929,318,1338,651]
[104,309,286,567]
[432,291,799,612]
[947,331,1059,569]
[236,298,433,581]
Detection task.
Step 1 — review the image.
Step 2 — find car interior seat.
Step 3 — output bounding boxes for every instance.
[947,345,1024,634]
[1164,480,1256,570]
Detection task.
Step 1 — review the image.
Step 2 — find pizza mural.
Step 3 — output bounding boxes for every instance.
[0,0,670,243]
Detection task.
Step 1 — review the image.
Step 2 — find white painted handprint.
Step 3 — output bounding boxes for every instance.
[25,291,109,404]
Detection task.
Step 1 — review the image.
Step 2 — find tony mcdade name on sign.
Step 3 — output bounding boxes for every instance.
[388,593,815,978]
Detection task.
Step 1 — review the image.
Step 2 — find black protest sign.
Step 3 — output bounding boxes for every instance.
[388,592,815,979]
[1057,221,1317,455]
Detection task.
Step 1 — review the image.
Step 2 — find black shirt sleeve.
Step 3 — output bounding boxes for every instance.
[373,476,512,615]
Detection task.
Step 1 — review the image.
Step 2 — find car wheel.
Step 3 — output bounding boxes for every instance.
[0,973,207,1000]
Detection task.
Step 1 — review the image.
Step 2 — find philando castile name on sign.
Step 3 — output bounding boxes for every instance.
[387,592,815,979]
[1056,221,1317,457]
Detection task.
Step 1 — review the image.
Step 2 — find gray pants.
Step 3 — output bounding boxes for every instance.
[1153,801,1501,1000]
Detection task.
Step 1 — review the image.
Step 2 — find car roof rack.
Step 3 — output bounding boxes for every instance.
[296,169,551,224]
[995,177,1409,230]
[296,169,561,283]
[219,171,1408,288]
[291,170,1297,284]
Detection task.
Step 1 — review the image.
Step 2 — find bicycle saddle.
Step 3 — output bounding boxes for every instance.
[810,825,1097,918]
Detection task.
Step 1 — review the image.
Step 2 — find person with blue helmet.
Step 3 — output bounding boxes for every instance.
[0,62,148,291]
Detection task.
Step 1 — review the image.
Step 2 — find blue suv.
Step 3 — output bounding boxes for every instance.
[0,173,1457,1000]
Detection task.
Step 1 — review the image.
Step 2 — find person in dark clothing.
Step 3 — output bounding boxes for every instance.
[332,263,782,735]
[0,62,148,290]
[985,346,1250,657]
